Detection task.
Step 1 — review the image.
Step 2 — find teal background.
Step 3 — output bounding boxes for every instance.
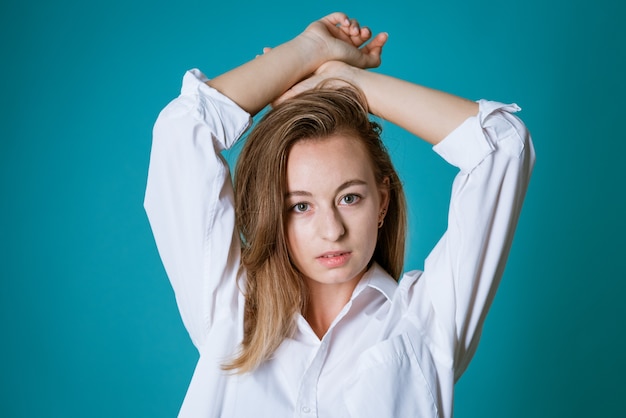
[1,0,624,416]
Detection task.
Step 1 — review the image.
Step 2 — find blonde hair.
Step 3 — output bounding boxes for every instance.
[225,86,407,373]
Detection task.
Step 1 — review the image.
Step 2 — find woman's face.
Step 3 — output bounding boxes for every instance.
[284,134,389,294]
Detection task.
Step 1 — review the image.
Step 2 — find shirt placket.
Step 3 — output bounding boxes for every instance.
[294,336,330,417]
[293,299,357,418]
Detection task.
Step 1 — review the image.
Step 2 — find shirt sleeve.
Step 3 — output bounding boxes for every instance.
[410,100,535,380]
[144,69,252,349]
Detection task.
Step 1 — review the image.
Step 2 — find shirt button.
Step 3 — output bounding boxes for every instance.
[301,406,311,414]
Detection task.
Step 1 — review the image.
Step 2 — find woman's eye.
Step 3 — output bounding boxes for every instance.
[292,202,310,213]
[341,194,361,205]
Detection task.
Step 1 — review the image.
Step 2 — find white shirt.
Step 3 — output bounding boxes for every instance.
[144,69,535,418]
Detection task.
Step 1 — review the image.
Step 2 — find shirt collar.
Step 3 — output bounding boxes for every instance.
[352,262,398,302]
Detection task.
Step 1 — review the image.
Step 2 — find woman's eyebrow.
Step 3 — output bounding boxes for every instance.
[335,179,367,194]
[284,179,367,199]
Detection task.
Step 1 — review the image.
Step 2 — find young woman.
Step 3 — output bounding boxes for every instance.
[145,12,534,418]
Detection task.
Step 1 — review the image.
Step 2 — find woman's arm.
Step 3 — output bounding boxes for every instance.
[277,61,478,144]
[352,68,479,144]
[145,71,251,349]
[207,13,388,115]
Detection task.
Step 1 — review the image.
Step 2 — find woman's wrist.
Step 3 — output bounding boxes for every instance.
[318,61,363,90]
[292,32,332,72]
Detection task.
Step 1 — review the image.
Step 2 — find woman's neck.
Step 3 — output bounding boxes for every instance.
[304,278,360,339]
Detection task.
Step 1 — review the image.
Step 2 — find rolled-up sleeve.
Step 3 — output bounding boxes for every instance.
[417,100,535,379]
[144,70,251,349]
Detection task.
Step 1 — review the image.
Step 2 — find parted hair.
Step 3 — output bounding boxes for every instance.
[225,85,407,373]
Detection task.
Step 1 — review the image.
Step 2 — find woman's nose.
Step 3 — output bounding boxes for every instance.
[317,207,346,241]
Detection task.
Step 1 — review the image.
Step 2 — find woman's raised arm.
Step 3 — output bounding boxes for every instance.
[207,12,388,115]
[278,61,479,144]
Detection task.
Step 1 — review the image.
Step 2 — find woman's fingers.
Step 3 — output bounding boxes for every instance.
[348,18,361,37]
[362,32,388,61]
[335,17,371,47]
[352,26,372,48]
[305,12,386,69]
[254,47,272,59]
[319,12,350,31]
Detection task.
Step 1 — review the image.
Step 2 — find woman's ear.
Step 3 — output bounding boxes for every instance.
[379,177,390,212]
[377,177,391,229]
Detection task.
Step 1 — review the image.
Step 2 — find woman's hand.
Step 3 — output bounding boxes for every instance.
[207,12,386,116]
[300,12,388,70]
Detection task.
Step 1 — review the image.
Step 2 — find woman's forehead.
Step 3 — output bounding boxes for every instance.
[285,134,376,192]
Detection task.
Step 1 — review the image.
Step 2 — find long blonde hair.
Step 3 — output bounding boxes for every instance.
[225,86,407,373]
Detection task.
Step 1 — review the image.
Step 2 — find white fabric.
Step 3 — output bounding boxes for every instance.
[144,69,535,417]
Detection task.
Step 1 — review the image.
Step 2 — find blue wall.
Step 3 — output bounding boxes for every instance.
[1,0,624,416]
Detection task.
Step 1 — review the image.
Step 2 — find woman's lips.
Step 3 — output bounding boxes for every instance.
[316,252,351,268]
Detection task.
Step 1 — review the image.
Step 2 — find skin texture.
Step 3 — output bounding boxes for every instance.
[285,134,389,337]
